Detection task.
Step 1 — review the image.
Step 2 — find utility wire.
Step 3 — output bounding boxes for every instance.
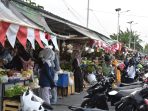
[91,9,148,19]
[62,0,86,21]
[62,0,86,25]
[91,10,110,35]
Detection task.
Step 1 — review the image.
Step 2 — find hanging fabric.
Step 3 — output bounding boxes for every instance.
[6,23,19,48]
[0,21,10,46]
[17,25,27,48]
[34,29,44,48]
[40,31,48,46]
[27,28,35,49]
[51,35,59,51]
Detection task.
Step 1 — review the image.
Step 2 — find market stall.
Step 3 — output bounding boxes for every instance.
[0,1,51,110]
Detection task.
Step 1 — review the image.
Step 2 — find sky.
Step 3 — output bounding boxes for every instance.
[32,0,148,47]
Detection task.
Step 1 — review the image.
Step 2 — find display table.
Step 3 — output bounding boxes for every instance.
[0,79,31,111]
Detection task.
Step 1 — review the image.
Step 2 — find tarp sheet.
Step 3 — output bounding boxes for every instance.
[0,1,39,29]
[9,0,52,33]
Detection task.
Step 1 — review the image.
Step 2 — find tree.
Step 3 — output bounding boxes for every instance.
[144,44,148,54]
[110,29,143,51]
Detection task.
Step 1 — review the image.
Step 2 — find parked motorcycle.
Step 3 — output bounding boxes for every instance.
[80,77,114,110]
[108,73,148,106]
[115,87,148,111]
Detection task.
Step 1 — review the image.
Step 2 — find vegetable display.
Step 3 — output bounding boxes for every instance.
[5,85,27,97]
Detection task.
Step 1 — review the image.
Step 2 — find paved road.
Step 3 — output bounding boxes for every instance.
[52,91,115,111]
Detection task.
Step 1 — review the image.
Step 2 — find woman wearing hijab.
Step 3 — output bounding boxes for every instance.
[72,52,83,93]
[39,47,56,104]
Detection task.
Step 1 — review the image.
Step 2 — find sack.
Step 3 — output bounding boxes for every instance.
[68,76,74,86]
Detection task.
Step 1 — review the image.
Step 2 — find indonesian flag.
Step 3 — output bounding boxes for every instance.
[0,22,10,46]
[0,21,52,49]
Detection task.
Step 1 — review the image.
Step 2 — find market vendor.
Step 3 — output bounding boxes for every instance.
[6,46,32,71]
[0,45,12,65]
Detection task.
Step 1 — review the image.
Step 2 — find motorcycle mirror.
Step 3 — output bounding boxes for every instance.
[108,90,118,95]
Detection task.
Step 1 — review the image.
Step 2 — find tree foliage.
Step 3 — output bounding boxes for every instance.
[110,29,143,51]
[144,44,148,54]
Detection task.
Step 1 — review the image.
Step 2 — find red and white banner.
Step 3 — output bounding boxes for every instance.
[0,21,51,49]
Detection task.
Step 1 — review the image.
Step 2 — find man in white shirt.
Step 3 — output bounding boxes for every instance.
[125,58,136,83]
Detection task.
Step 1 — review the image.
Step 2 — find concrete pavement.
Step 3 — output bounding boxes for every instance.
[52,91,115,111]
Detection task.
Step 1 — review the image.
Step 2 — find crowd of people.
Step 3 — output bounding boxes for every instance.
[99,52,146,84]
[1,42,147,106]
[73,50,147,93]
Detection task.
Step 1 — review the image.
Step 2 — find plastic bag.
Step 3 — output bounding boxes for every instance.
[87,73,97,83]
[68,76,74,86]
[54,72,59,81]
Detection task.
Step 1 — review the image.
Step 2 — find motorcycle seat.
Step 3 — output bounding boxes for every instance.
[120,81,142,86]
[118,88,141,97]
[114,84,142,90]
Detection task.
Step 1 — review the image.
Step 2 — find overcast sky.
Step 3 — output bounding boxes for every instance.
[32,0,148,47]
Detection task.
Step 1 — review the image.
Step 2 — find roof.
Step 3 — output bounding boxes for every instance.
[0,0,40,29]
[10,0,113,42]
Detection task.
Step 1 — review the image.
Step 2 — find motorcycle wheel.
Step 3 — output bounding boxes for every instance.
[81,99,94,108]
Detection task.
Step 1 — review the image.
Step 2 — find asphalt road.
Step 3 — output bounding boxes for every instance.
[52,91,115,111]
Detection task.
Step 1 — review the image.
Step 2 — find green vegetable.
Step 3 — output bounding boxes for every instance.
[5,85,27,97]
[86,65,95,74]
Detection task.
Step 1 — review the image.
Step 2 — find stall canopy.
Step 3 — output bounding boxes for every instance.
[8,0,115,49]
[41,7,114,47]
[8,0,52,34]
[0,1,50,49]
[7,0,59,50]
